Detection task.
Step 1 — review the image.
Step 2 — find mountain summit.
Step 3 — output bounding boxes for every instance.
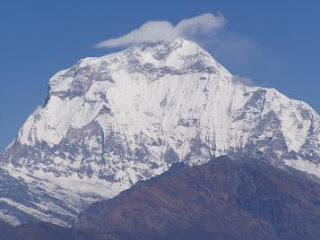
[1,38,320,225]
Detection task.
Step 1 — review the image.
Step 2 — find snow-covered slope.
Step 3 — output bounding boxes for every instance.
[1,38,320,226]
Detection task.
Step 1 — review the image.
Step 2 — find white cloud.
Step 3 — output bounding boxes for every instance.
[232,75,254,86]
[95,13,226,48]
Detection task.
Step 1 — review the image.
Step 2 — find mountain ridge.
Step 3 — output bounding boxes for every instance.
[2,157,320,240]
[73,157,320,240]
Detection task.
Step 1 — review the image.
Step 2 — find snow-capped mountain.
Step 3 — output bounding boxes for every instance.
[1,38,320,226]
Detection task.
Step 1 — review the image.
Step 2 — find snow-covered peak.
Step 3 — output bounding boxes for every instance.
[2,37,320,226]
[129,37,230,75]
[14,37,320,159]
[49,38,231,94]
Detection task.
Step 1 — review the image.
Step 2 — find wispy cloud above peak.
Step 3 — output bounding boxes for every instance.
[232,75,254,86]
[95,13,226,48]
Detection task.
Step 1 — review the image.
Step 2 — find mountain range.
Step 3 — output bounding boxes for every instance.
[1,38,320,227]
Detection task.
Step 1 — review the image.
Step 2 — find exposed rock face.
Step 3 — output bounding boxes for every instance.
[1,38,320,225]
[74,157,320,240]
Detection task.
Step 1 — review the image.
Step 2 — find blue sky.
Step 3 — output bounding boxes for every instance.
[1,0,320,151]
